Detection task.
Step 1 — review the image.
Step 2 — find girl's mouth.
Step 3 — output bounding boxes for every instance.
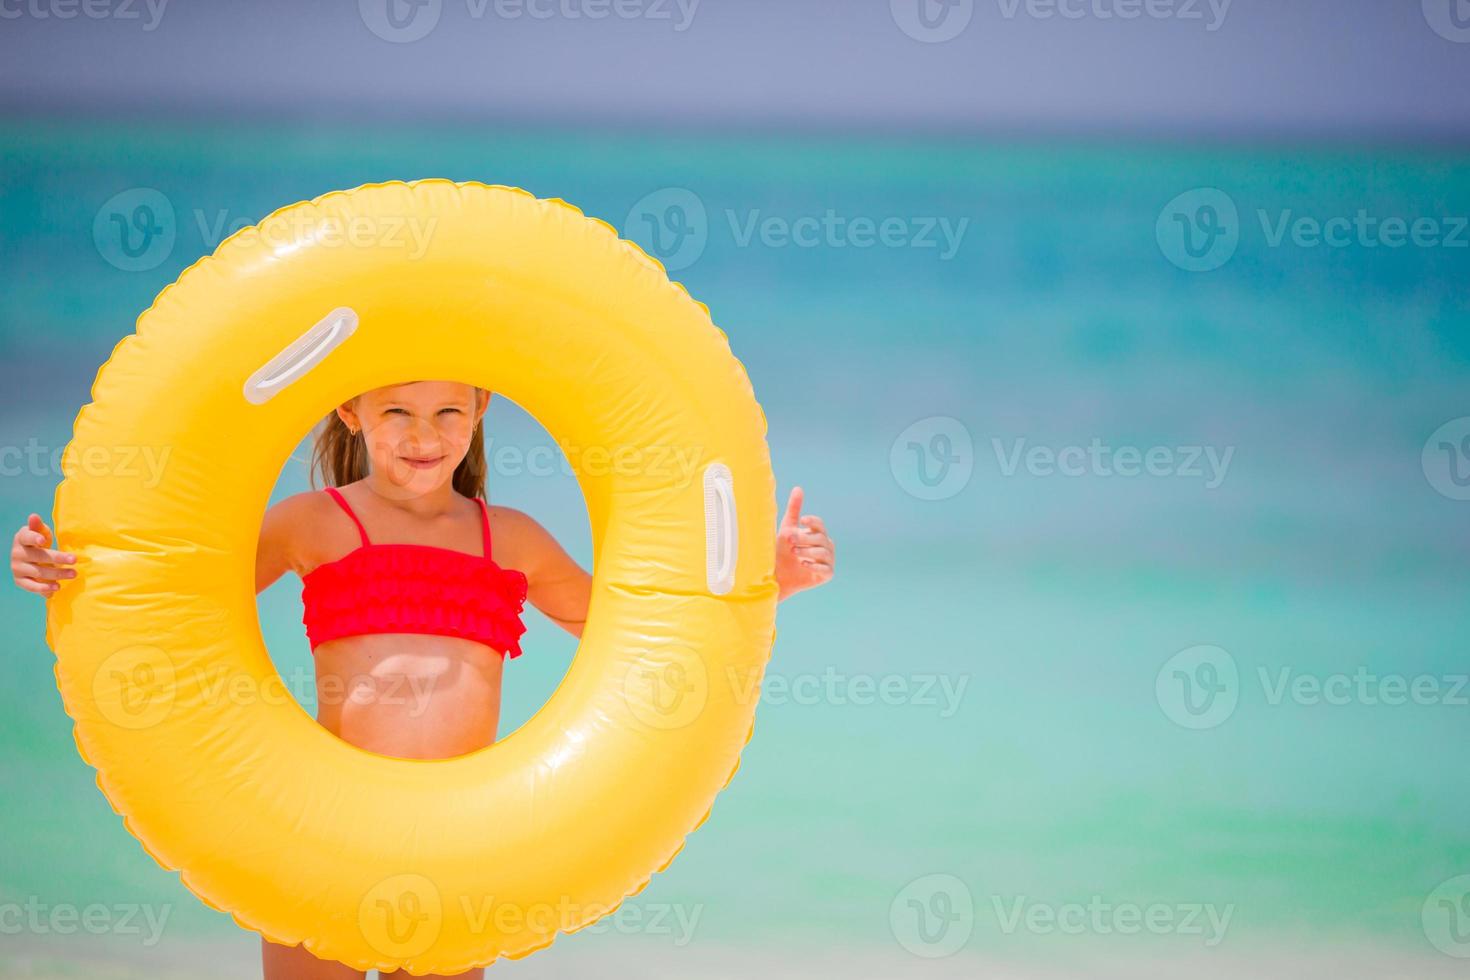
[400,455,445,470]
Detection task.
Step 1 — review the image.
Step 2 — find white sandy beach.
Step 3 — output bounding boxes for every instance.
[2,934,1465,980]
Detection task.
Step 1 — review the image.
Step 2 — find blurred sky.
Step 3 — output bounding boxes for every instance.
[1,0,1468,141]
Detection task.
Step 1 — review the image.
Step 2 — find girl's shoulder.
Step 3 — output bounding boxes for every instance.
[484,505,574,577]
[262,489,354,576]
[270,487,344,525]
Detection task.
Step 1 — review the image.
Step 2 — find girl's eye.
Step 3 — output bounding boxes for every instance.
[385,408,409,415]
[438,408,462,415]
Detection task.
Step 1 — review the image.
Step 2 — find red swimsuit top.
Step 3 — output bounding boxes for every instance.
[300,487,529,657]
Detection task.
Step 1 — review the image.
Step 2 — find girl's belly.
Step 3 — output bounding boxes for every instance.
[311,632,506,760]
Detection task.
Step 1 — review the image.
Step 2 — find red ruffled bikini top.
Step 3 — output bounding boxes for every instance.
[301,487,529,657]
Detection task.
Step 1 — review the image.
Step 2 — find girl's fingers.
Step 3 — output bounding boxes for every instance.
[791,544,831,558]
[15,562,77,581]
[11,558,76,581]
[14,545,75,566]
[16,578,59,596]
[24,516,54,546]
[784,530,829,548]
[798,515,826,533]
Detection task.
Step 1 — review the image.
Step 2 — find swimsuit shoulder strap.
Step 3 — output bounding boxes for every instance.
[324,487,371,546]
[477,497,492,559]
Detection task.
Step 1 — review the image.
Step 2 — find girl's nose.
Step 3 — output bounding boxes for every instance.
[399,416,439,450]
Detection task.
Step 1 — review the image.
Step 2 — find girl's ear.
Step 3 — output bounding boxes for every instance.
[335,398,360,431]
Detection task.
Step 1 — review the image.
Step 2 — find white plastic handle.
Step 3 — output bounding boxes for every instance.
[703,463,737,595]
[243,307,358,405]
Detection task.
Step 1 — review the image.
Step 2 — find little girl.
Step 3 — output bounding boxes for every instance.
[10,379,835,980]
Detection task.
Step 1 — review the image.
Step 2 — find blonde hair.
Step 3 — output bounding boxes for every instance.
[308,387,489,500]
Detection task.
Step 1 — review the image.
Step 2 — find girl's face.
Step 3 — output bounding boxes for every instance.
[337,381,488,498]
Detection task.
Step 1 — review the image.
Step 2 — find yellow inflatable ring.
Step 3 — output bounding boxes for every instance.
[45,180,778,973]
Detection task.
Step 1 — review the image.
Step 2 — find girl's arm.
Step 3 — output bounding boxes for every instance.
[499,486,835,642]
[13,498,307,599]
[256,493,321,595]
[492,507,592,639]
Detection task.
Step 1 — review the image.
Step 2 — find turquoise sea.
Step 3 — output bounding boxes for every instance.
[1,119,1468,977]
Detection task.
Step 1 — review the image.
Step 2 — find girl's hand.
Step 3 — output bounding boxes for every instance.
[10,513,77,597]
[775,486,834,601]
